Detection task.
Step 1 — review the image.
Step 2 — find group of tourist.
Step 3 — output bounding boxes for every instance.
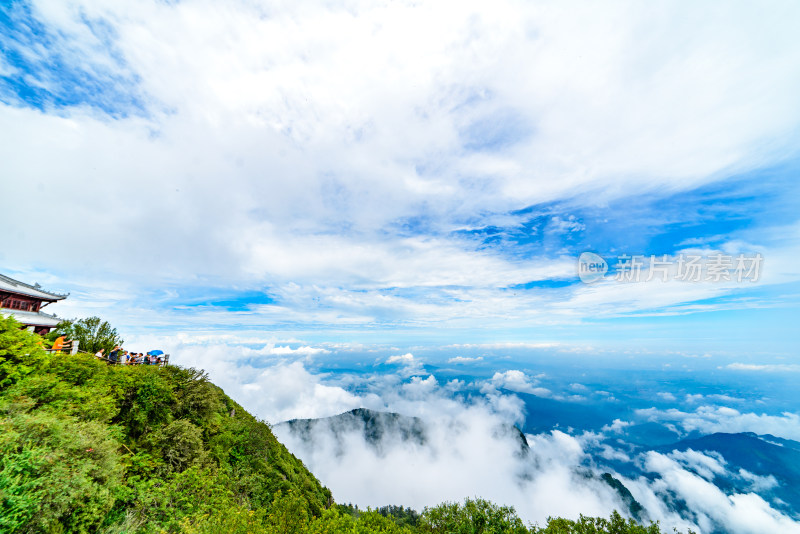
[94,346,166,366]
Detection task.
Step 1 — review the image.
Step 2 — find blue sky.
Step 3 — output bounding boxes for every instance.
[2,0,800,361]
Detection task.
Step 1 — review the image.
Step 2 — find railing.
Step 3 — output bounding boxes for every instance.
[97,353,170,367]
[44,342,170,367]
[45,340,79,354]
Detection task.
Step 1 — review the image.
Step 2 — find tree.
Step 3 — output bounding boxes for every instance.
[529,511,684,534]
[50,316,124,355]
[419,498,529,534]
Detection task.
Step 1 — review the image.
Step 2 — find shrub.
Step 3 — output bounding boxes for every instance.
[0,316,48,387]
[152,419,206,472]
[0,408,124,533]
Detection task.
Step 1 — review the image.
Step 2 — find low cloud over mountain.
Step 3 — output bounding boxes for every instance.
[133,336,800,532]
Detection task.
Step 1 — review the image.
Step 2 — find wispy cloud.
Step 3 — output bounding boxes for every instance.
[448,356,484,364]
[724,363,800,372]
[636,406,800,442]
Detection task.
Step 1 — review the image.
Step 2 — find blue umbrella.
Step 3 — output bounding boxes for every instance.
[148,350,164,356]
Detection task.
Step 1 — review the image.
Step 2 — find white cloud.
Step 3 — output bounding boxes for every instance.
[666,449,727,482]
[486,370,551,397]
[636,406,800,442]
[239,361,363,422]
[386,352,426,377]
[274,374,624,526]
[387,353,416,365]
[602,419,632,433]
[737,469,779,492]
[446,342,561,350]
[250,343,330,357]
[597,444,633,463]
[401,375,439,399]
[685,393,744,404]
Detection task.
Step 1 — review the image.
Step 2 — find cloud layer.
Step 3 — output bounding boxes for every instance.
[2,0,800,340]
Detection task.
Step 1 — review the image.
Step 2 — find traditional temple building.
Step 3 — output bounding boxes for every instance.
[0,273,67,335]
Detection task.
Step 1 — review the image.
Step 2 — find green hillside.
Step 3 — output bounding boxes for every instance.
[0,316,332,533]
[0,317,688,533]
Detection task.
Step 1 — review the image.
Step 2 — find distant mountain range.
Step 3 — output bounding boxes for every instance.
[652,432,800,518]
[590,429,800,524]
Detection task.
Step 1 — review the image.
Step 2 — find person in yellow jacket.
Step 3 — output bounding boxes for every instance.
[51,336,65,352]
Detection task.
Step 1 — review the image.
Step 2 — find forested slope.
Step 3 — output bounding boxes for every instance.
[0,316,330,532]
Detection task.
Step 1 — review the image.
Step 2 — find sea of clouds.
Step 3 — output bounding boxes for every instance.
[125,335,800,534]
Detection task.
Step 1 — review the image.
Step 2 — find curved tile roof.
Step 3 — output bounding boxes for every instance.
[0,274,67,301]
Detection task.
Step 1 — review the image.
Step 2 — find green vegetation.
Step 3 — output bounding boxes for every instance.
[0,316,694,533]
[47,316,124,354]
[529,511,680,534]
[1,316,328,533]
